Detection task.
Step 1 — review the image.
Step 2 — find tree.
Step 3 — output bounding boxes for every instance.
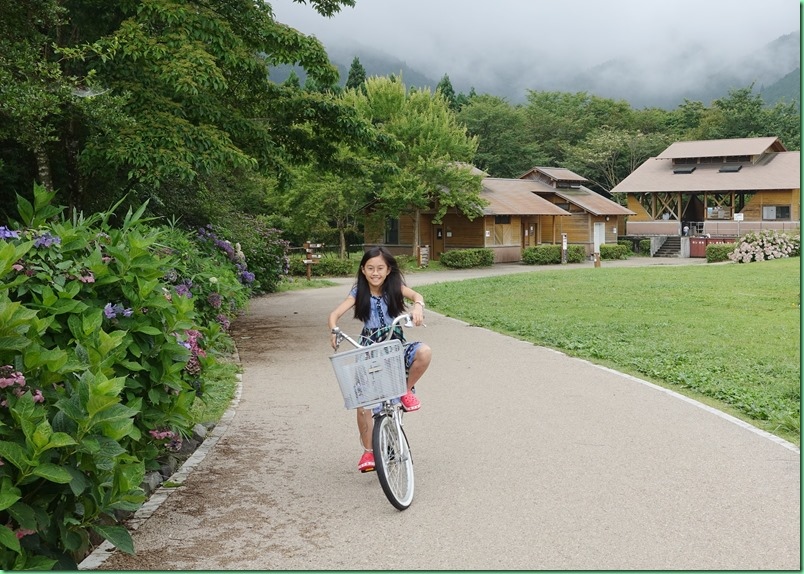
[345,57,367,91]
[564,127,670,195]
[0,0,368,219]
[458,94,548,177]
[345,77,484,255]
[436,74,457,111]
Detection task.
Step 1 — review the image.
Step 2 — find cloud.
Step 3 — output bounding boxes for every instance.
[271,0,800,105]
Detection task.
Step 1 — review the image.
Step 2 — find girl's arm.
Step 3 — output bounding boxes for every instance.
[328,295,355,348]
[402,286,425,326]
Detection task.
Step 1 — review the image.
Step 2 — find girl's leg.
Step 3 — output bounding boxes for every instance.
[406,343,431,392]
[356,407,373,449]
[356,407,375,472]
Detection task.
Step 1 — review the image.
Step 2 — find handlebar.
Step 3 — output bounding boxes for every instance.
[331,313,414,351]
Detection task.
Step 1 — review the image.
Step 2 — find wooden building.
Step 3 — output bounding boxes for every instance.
[610,136,801,238]
[519,167,636,254]
[364,166,635,263]
[365,177,571,263]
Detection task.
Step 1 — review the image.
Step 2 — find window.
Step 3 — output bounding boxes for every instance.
[385,218,399,244]
[762,205,791,221]
[719,164,742,173]
[673,166,696,174]
[494,215,511,224]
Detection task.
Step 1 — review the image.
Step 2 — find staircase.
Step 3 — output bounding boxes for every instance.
[653,236,681,258]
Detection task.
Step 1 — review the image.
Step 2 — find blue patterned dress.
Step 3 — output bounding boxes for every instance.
[349,288,422,376]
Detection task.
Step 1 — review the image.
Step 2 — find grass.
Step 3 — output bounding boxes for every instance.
[415,258,801,445]
[189,357,241,425]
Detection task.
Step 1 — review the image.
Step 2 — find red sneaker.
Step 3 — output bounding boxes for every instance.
[358,450,375,473]
[400,391,420,412]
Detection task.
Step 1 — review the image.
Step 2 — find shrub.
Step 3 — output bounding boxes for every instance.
[210,214,289,293]
[439,248,494,269]
[288,255,353,277]
[728,230,801,263]
[617,240,634,253]
[522,244,585,265]
[600,244,630,260]
[639,239,652,255]
[0,186,243,568]
[158,226,251,331]
[707,243,736,263]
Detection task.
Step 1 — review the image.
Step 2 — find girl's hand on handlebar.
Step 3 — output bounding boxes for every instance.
[411,306,424,327]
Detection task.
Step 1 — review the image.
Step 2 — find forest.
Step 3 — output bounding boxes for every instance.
[1,0,801,253]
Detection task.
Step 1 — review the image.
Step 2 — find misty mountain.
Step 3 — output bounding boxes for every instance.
[270,31,799,110]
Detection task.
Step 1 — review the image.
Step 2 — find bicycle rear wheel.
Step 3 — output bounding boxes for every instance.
[373,412,414,510]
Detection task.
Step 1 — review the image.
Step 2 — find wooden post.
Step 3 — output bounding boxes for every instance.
[303,242,323,281]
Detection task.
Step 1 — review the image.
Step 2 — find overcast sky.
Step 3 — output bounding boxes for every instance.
[271,0,800,105]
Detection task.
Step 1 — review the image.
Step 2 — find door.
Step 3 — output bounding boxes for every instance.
[593,222,605,253]
[433,226,444,257]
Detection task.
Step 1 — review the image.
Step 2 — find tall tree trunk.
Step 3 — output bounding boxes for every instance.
[34,145,54,193]
[412,208,421,257]
[339,226,346,259]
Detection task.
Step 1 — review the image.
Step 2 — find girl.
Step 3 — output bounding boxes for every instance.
[328,246,432,473]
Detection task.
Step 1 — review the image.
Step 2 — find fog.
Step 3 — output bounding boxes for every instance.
[270,0,800,107]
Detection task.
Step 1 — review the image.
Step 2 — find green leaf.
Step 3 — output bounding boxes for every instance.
[0,441,31,471]
[133,325,162,336]
[0,478,21,512]
[0,336,31,351]
[44,432,77,451]
[31,463,73,484]
[7,500,37,530]
[0,524,21,553]
[15,193,34,226]
[82,309,103,337]
[92,524,135,555]
[31,420,53,451]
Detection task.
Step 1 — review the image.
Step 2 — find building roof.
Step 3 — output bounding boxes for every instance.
[657,136,786,160]
[543,188,636,216]
[481,179,571,216]
[518,166,588,182]
[610,151,801,193]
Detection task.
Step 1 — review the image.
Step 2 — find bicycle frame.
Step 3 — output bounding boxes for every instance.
[331,313,416,510]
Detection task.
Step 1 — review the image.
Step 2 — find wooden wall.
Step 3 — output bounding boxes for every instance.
[741,189,800,221]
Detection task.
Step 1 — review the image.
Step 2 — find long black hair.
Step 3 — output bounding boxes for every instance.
[353,246,406,322]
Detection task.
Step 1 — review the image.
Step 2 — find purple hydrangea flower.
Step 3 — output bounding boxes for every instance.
[207,292,222,309]
[0,227,19,240]
[33,232,61,248]
[175,283,192,298]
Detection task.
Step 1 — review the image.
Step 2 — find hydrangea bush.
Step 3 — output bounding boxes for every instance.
[0,185,253,569]
[729,230,801,263]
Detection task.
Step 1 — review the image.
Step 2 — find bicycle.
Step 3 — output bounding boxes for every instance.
[329,314,416,510]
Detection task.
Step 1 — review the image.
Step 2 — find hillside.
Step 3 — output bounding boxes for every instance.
[270,31,800,110]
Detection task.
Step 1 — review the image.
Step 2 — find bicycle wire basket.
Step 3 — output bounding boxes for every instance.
[329,339,407,409]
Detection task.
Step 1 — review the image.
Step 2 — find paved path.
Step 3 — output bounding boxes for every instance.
[86,258,800,570]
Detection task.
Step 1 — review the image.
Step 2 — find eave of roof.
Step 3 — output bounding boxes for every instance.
[545,188,636,216]
[481,179,571,216]
[518,166,588,182]
[611,151,801,194]
[657,136,785,159]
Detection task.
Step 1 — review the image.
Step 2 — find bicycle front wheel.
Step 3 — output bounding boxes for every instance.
[373,413,414,510]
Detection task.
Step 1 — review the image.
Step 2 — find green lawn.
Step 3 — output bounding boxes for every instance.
[416,258,801,445]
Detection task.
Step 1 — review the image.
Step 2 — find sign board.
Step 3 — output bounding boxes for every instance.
[304,242,324,249]
[418,245,430,267]
[733,213,744,222]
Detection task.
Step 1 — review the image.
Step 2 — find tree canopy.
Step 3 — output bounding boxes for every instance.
[0,0,367,219]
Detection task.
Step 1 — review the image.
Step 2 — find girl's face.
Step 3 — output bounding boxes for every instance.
[361,255,391,291]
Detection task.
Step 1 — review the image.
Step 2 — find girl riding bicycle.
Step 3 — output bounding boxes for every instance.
[328,246,431,473]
